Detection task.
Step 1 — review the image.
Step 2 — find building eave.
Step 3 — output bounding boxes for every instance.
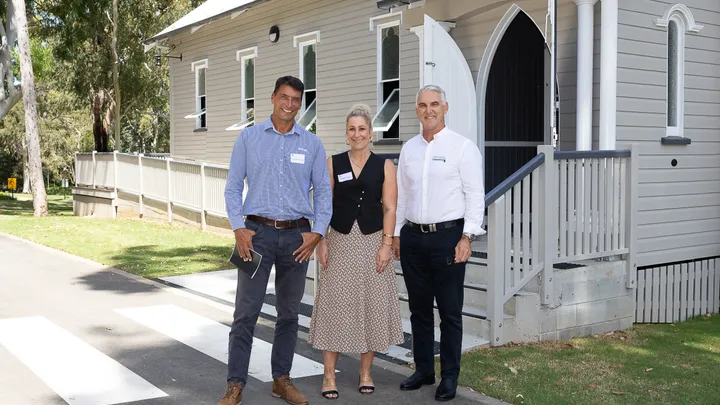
[144,0,270,45]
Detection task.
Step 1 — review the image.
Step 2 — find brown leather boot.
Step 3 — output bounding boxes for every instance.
[271,375,309,405]
[218,382,243,405]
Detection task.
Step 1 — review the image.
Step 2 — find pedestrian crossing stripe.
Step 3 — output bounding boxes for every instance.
[0,316,168,405]
[115,304,326,382]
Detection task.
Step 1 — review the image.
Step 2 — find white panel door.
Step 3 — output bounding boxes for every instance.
[423,14,478,145]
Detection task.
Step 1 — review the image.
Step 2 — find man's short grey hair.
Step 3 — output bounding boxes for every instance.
[415,84,447,105]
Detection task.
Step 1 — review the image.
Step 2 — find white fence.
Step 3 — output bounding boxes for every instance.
[74,151,230,228]
[636,258,720,323]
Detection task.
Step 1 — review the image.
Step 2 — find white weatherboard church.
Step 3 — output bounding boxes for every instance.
[73,0,720,348]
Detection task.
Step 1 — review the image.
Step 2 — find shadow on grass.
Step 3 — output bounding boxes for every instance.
[106,244,232,279]
[71,244,228,296]
[0,195,73,217]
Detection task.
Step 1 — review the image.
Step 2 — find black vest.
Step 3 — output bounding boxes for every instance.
[330,152,385,234]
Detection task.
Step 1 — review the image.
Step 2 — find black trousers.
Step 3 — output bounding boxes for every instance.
[400,222,465,379]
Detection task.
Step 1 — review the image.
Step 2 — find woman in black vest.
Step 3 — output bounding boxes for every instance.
[308,104,403,399]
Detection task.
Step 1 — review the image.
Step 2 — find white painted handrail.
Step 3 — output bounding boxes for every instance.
[75,152,231,229]
[485,145,638,346]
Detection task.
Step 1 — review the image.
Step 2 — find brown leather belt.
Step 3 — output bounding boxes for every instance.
[246,215,310,229]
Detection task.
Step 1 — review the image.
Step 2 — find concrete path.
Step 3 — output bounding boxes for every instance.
[0,234,506,405]
[159,268,489,364]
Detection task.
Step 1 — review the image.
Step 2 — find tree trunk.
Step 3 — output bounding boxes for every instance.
[111,0,121,151]
[92,90,108,152]
[152,114,159,153]
[22,157,30,193]
[11,0,47,216]
[0,1,21,122]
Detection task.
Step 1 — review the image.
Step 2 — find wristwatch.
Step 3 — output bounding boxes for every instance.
[462,233,476,242]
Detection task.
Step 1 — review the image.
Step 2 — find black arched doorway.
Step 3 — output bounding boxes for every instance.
[484,11,548,191]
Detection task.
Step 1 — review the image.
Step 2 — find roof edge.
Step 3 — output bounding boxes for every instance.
[144,0,270,45]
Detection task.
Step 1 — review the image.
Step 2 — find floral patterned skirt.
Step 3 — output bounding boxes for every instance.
[308,221,404,353]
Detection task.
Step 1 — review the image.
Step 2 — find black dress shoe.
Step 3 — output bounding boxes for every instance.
[399,372,435,391]
[435,378,457,401]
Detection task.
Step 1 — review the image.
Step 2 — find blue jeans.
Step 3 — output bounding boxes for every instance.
[227,219,310,385]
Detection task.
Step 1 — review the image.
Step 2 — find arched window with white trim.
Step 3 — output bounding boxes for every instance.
[654,5,703,140]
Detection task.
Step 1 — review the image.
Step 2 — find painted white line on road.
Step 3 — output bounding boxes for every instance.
[0,316,167,405]
[116,304,325,382]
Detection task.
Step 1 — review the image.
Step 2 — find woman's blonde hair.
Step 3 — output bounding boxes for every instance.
[346,104,373,130]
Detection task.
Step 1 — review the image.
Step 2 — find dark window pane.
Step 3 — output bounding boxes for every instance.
[372,88,399,133]
[381,26,399,81]
[198,68,206,96]
[244,59,254,99]
[246,99,254,120]
[199,96,206,128]
[667,20,678,127]
[298,97,316,129]
[303,44,316,90]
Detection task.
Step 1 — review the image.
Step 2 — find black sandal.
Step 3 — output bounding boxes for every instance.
[358,373,375,394]
[321,376,339,400]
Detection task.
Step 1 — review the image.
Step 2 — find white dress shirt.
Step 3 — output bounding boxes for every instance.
[394,126,486,237]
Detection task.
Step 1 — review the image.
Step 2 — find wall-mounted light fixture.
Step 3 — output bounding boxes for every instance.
[376,0,423,10]
[268,25,280,43]
[155,49,183,66]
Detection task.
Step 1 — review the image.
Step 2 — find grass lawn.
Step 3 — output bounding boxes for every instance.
[456,314,720,405]
[0,192,234,278]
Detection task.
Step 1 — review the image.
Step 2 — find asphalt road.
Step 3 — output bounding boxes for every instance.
[0,234,505,405]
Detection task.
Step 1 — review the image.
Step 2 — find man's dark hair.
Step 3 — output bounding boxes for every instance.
[273,76,304,95]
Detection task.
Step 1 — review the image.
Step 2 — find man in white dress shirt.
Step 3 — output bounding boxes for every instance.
[392,84,485,401]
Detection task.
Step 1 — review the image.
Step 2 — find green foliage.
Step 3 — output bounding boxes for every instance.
[0,84,93,185]
[35,0,195,153]
[12,38,54,83]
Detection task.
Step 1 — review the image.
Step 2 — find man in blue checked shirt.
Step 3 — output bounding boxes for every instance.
[219,76,332,405]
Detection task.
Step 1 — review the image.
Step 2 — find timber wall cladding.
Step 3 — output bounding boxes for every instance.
[635,257,720,323]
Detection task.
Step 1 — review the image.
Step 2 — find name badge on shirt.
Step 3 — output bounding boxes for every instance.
[290,153,305,164]
[338,172,353,182]
[432,156,446,162]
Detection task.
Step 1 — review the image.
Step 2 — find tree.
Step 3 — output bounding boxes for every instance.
[1,35,91,193]
[12,0,46,216]
[37,0,194,153]
[110,0,120,151]
[0,1,21,120]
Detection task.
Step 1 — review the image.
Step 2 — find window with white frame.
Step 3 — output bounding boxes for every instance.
[185,59,208,129]
[227,47,257,131]
[295,31,320,132]
[654,5,703,139]
[371,16,401,139]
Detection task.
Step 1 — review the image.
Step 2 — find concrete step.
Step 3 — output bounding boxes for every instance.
[396,293,494,338]
[304,262,506,341]
[393,272,518,316]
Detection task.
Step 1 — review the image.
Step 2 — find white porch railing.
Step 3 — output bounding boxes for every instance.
[74,151,231,228]
[486,145,638,346]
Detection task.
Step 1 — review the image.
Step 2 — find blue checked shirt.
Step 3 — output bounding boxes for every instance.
[224,117,333,236]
